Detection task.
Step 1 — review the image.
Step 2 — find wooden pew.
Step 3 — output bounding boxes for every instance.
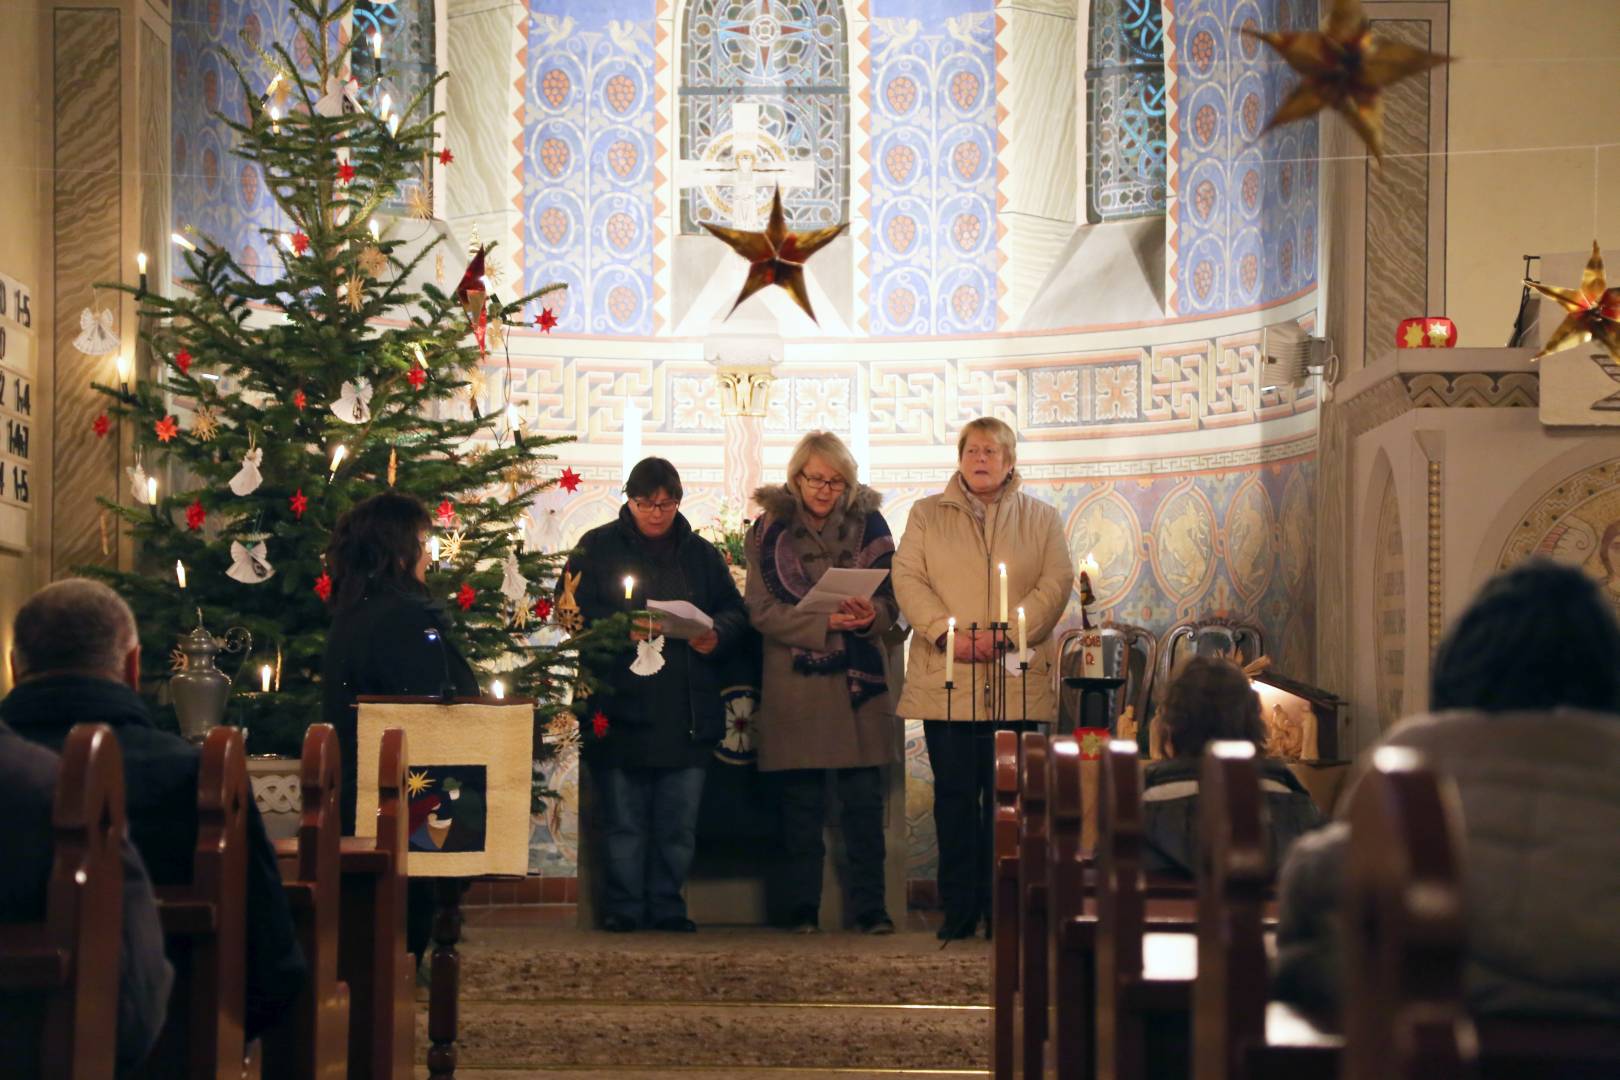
[339,727,414,1080]
[990,730,1020,1080]
[264,724,351,1080]
[1094,739,1195,1080]
[1046,736,1094,1080]
[0,723,125,1079]
[138,725,250,1080]
[1194,742,1338,1080]
[1015,732,1049,1080]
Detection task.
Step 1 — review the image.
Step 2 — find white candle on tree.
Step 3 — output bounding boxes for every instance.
[175,561,187,589]
[260,665,273,693]
[945,617,956,685]
[998,563,1008,625]
[623,575,635,601]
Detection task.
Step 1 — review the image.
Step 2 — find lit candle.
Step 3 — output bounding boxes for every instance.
[1080,551,1100,580]
[428,535,440,563]
[368,218,380,243]
[1017,606,1027,660]
[115,349,133,393]
[945,617,956,685]
[998,563,1008,625]
[171,231,197,253]
[380,93,392,118]
[371,29,382,60]
[260,664,273,693]
[491,679,505,700]
[623,575,635,601]
[136,251,148,295]
[269,105,281,134]
[176,560,187,589]
[145,476,158,505]
[328,444,347,476]
[387,113,399,137]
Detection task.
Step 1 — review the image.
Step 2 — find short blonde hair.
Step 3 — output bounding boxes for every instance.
[956,416,1018,468]
[787,431,860,503]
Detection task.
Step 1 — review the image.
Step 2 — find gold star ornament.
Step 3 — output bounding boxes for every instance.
[702,189,848,323]
[1243,0,1450,163]
[1526,240,1620,363]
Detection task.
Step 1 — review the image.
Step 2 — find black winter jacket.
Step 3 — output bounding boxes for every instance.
[1140,754,1324,878]
[564,506,749,768]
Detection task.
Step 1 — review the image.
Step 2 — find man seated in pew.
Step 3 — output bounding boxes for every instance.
[1,579,308,1042]
[1274,559,1620,1027]
[0,718,173,1075]
[1142,655,1324,876]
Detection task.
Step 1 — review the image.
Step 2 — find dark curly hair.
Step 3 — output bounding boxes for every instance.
[1430,557,1620,715]
[324,492,433,612]
[1161,654,1264,760]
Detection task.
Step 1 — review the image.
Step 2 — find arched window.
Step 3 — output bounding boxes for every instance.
[353,0,437,210]
[680,0,849,234]
[1085,0,1167,223]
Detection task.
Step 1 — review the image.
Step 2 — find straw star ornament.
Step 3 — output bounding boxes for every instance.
[703,188,847,323]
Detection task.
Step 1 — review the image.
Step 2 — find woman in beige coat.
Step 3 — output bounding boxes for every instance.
[746,432,901,935]
[893,416,1074,938]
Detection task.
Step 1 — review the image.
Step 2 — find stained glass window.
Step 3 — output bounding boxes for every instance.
[1085,0,1167,223]
[353,0,437,213]
[679,0,849,234]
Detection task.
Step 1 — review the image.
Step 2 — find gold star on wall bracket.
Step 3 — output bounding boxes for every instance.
[1243,0,1450,164]
[1527,240,1620,364]
[702,189,848,323]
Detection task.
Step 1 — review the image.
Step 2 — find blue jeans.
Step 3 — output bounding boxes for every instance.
[593,764,707,925]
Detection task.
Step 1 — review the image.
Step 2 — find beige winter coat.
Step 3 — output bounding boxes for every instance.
[893,473,1074,722]
[745,484,902,772]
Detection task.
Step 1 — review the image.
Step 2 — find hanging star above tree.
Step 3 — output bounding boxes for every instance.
[1243,0,1450,163]
[558,467,583,493]
[702,188,847,323]
[1526,240,1620,363]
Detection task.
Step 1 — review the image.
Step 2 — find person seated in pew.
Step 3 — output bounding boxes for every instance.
[1273,558,1620,1027]
[0,719,173,1076]
[1142,655,1324,877]
[1,579,307,1042]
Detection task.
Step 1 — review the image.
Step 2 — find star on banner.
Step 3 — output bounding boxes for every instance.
[1242,0,1450,163]
[1526,240,1620,364]
[702,188,848,323]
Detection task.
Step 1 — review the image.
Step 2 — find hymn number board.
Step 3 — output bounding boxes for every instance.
[0,270,34,552]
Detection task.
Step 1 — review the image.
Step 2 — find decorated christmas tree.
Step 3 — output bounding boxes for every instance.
[90,0,614,755]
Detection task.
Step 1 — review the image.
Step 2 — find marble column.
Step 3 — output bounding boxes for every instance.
[722,413,764,512]
[444,0,524,286]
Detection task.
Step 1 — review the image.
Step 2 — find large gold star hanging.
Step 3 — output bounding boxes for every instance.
[1526,240,1620,363]
[1243,0,1450,163]
[702,189,847,323]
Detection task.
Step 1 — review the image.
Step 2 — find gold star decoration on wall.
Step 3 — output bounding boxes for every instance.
[1526,241,1620,364]
[702,188,847,323]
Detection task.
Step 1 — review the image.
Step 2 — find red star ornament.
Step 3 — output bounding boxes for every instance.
[1526,240,1620,364]
[337,160,356,184]
[175,349,193,374]
[533,597,553,622]
[535,308,558,333]
[592,710,610,739]
[185,500,206,531]
[290,488,308,519]
[406,366,426,389]
[457,583,476,610]
[154,415,179,443]
[313,572,333,601]
[92,413,110,438]
[435,500,456,527]
[291,231,311,256]
[558,467,582,493]
[293,388,307,410]
[701,188,848,323]
[439,148,454,166]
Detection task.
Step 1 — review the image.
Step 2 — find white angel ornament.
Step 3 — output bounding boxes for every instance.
[314,75,361,118]
[630,633,666,677]
[331,378,373,424]
[228,447,264,496]
[500,551,529,604]
[74,308,119,357]
[226,539,275,584]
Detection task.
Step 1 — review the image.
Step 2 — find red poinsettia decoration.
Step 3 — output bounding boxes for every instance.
[175,349,193,374]
[406,366,426,390]
[337,160,356,184]
[154,415,179,443]
[313,572,333,601]
[535,308,558,333]
[290,488,308,520]
[558,467,582,493]
[592,710,610,739]
[290,232,310,255]
[457,583,476,610]
[439,147,455,166]
[293,388,307,410]
[92,413,110,438]
[532,597,553,622]
[185,500,206,531]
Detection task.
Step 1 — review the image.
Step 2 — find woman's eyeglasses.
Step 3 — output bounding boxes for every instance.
[799,474,847,493]
[631,498,681,514]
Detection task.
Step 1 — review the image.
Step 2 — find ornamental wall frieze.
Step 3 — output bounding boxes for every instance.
[1404,372,1539,408]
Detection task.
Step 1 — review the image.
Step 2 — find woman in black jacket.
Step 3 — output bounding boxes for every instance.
[320,492,480,957]
[565,458,748,932]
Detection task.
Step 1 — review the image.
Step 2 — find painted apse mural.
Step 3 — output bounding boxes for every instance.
[170,0,1322,884]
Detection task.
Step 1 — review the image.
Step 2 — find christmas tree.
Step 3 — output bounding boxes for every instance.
[90,0,616,755]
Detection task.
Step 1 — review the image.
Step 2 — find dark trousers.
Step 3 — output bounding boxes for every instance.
[593,763,707,925]
[775,766,887,920]
[924,720,1037,921]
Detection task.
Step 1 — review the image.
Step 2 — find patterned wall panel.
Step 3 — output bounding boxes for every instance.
[867,0,999,335]
[1168,0,1319,317]
[1374,473,1406,729]
[523,2,659,334]
[1496,456,1620,618]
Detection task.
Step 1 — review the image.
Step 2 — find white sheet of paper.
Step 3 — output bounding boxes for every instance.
[645,599,714,640]
[796,568,890,613]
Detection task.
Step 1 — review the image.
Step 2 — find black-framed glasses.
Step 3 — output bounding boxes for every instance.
[631,498,681,514]
[799,474,847,493]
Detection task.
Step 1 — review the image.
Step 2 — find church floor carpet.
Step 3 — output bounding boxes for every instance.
[415,916,992,1078]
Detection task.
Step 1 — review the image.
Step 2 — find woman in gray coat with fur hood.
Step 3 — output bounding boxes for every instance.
[746,431,901,935]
